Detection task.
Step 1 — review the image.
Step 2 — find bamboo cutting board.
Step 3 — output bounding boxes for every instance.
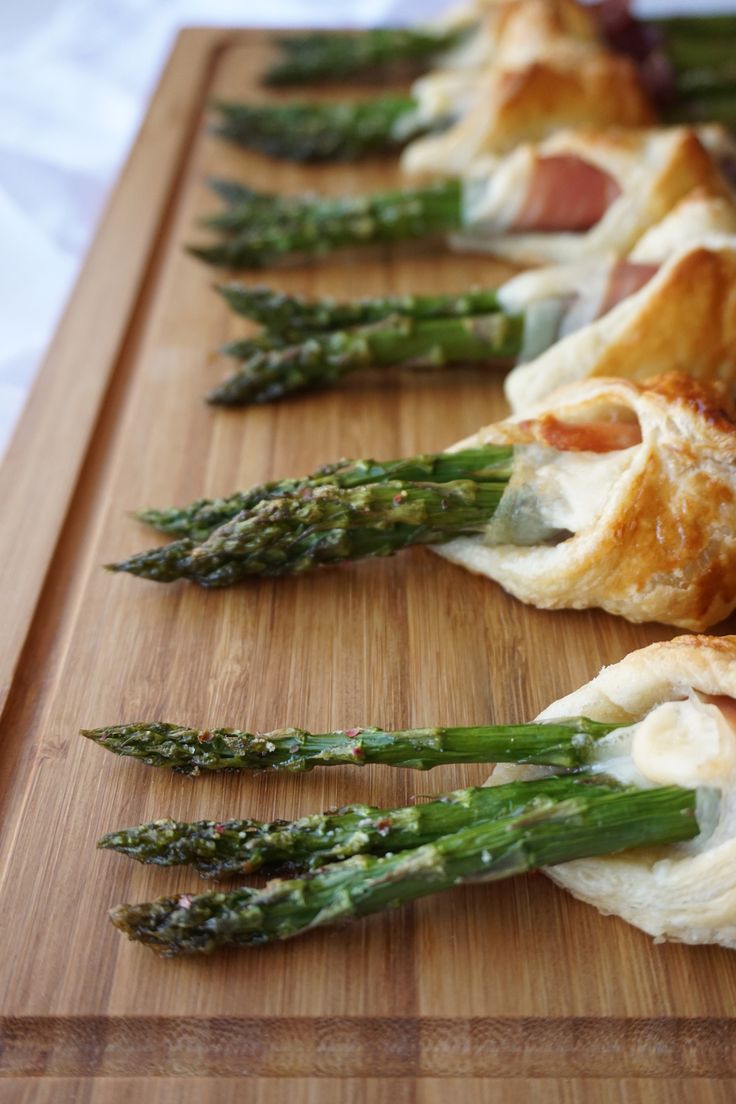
[2,28,736,1102]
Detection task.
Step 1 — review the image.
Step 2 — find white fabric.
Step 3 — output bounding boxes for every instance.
[0,0,734,457]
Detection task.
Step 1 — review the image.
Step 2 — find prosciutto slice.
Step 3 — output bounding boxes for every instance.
[512,155,621,232]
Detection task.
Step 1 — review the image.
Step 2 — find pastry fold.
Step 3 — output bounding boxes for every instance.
[405,55,652,174]
[434,374,736,630]
[404,0,651,174]
[504,230,736,410]
[455,126,733,264]
[491,635,736,949]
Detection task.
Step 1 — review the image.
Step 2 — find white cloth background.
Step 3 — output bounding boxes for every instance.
[0,0,734,457]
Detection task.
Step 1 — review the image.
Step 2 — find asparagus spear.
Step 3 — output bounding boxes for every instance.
[135,446,514,541]
[82,716,620,774]
[188,180,462,269]
[218,332,289,362]
[264,27,465,86]
[263,15,736,89]
[110,785,699,954]
[218,283,501,334]
[209,313,523,405]
[109,475,510,585]
[98,776,627,877]
[212,95,422,162]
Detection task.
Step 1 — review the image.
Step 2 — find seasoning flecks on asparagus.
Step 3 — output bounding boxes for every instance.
[212,95,423,162]
[98,776,629,877]
[110,441,517,583]
[82,716,620,775]
[210,312,523,405]
[188,179,463,269]
[109,785,699,954]
[135,446,514,541]
[110,478,508,584]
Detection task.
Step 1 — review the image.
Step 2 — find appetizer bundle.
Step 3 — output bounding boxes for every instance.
[110,373,736,631]
[96,635,736,954]
[87,3,736,972]
[220,4,736,162]
[191,125,733,269]
[211,189,736,404]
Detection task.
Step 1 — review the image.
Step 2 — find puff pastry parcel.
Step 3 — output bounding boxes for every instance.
[491,635,736,949]
[407,54,651,174]
[496,187,736,386]
[454,125,734,265]
[434,373,736,630]
[503,231,736,411]
[409,0,606,132]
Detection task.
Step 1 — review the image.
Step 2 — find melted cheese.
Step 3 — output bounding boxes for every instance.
[583,695,736,795]
[484,444,635,546]
[632,697,736,789]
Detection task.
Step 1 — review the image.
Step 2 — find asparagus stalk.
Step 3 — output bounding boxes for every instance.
[218,283,502,334]
[188,180,462,269]
[219,332,289,361]
[109,476,509,585]
[135,446,514,541]
[83,717,620,775]
[262,13,736,87]
[667,91,736,126]
[212,95,422,162]
[98,776,627,877]
[110,785,699,954]
[264,27,465,86]
[654,14,736,39]
[209,313,523,405]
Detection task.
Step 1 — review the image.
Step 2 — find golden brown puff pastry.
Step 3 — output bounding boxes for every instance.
[403,53,652,175]
[433,374,736,630]
[429,0,599,74]
[409,0,607,140]
[491,635,736,949]
[629,187,736,262]
[455,126,732,265]
[504,234,736,410]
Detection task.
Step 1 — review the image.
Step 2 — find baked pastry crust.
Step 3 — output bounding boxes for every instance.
[434,374,736,630]
[504,230,736,410]
[491,635,736,949]
[404,53,652,174]
[410,0,604,128]
[456,126,732,264]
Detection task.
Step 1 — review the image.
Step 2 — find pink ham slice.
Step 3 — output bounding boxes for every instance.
[597,260,659,317]
[512,155,622,233]
[702,695,736,732]
[519,414,642,452]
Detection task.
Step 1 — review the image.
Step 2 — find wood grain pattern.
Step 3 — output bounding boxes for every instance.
[8,1079,736,1104]
[1,27,736,1094]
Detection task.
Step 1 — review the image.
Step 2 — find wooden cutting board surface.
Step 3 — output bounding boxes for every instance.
[2,28,736,1099]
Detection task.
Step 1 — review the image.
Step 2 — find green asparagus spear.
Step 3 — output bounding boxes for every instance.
[188,179,462,268]
[110,785,700,954]
[218,283,502,334]
[212,95,422,162]
[654,14,736,39]
[205,178,310,215]
[98,776,627,877]
[218,332,289,361]
[209,313,523,405]
[664,85,736,125]
[264,27,465,85]
[262,13,736,87]
[82,716,620,774]
[135,446,514,541]
[109,477,509,585]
